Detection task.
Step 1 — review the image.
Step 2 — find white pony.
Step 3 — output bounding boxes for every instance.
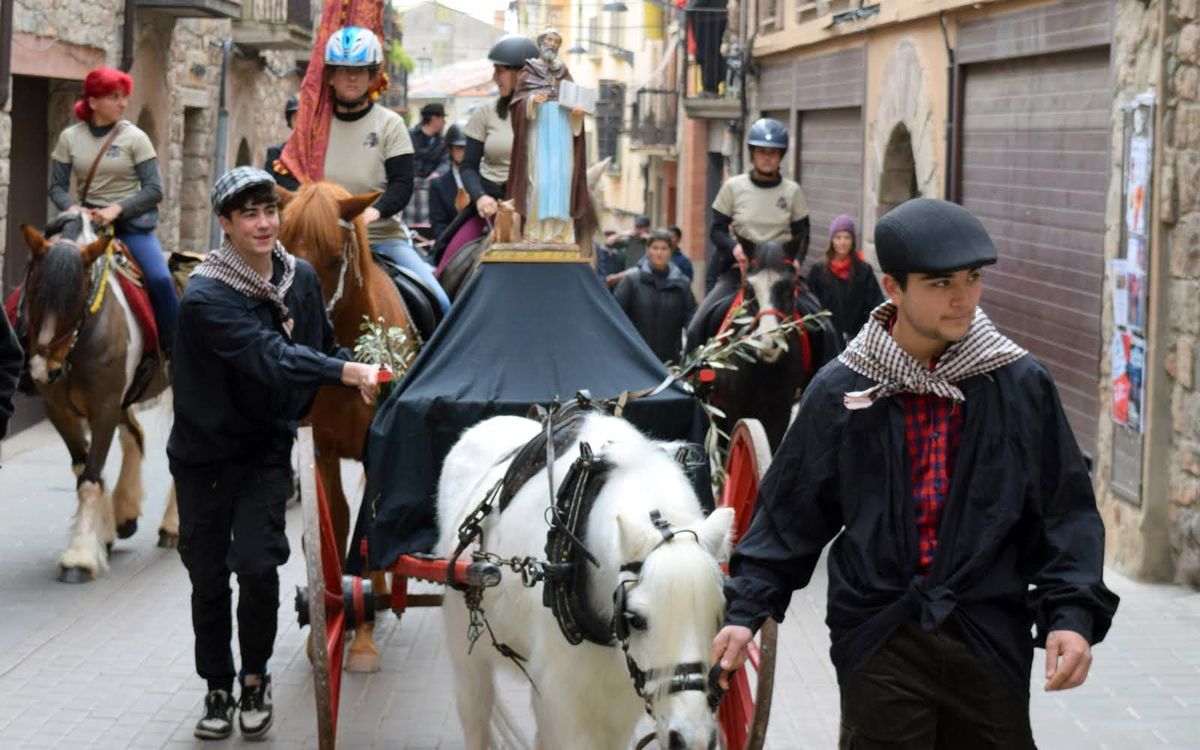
[438,412,734,750]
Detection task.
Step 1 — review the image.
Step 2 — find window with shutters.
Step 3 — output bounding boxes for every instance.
[596,80,626,169]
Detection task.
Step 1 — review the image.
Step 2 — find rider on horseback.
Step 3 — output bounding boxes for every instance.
[49,67,178,356]
[688,118,810,351]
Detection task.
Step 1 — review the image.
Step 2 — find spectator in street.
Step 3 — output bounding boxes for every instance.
[0,312,22,440]
[596,229,626,284]
[410,102,449,179]
[611,214,653,269]
[806,214,883,344]
[429,120,468,242]
[613,229,697,363]
[667,224,694,281]
[263,95,300,191]
[713,198,1119,749]
[168,167,382,742]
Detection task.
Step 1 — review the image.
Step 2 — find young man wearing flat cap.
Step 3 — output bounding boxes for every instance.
[712,198,1119,748]
[169,166,382,741]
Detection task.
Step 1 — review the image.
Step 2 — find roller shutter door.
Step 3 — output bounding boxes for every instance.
[959,48,1110,457]
[799,107,864,266]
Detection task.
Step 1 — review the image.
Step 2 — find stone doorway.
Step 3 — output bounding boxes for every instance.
[877,123,918,218]
[179,108,211,254]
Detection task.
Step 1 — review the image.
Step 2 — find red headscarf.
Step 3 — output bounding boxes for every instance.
[75,67,134,122]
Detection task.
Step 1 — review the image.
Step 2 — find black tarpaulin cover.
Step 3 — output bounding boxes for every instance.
[359,261,710,570]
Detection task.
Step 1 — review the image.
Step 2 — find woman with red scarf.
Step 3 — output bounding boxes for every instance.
[807,214,883,344]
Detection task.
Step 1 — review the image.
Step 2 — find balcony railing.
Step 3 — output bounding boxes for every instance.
[631,88,677,149]
[135,0,241,19]
[232,0,313,53]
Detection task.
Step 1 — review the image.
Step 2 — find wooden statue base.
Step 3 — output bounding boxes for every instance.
[482,242,591,263]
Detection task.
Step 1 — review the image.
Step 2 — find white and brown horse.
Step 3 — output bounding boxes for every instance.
[20,211,178,583]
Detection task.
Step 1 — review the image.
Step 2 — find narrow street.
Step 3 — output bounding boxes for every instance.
[0,401,1197,749]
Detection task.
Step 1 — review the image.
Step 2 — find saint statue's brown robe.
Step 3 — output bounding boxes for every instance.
[507,58,594,246]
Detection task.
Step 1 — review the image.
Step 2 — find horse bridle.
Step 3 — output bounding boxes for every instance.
[26,236,114,384]
[743,260,800,326]
[614,509,725,717]
[325,218,363,315]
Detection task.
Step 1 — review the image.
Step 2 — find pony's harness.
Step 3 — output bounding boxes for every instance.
[451,395,724,715]
[324,218,362,315]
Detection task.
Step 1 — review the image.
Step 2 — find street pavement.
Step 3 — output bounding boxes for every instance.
[1,400,1198,749]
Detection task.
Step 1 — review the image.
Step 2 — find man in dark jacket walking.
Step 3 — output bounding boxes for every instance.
[712,198,1118,749]
[613,229,697,363]
[169,167,382,742]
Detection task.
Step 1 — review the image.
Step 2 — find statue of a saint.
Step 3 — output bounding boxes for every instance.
[508,29,591,246]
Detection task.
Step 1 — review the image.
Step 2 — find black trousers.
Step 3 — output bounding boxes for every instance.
[173,459,291,692]
[839,621,1036,750]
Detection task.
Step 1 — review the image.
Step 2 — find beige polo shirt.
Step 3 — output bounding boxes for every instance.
[712,173,809,245]
[51,120,156,207]
[463,102,513,187]
[324,104,414,242]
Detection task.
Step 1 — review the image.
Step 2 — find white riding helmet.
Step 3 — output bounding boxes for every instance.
[324,26,384,68]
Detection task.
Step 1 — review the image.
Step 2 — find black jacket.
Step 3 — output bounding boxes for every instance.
[0,312,23,440]
[264,144,301,191]
[807,260,884,344]
[613,258,698,363]
[410,126,448,179]
[429,167,460,242]
[726,355,1119,692]
[167,257,351,468]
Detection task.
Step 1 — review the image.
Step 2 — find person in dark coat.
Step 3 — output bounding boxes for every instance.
[429,120,468,242]
[668,224,694,281]
[613,229,697,363]
[807,214,883,344]
[712,198,1119,750]
[0,312,22,440]
[264,95,300,191]
[169,167,382,742]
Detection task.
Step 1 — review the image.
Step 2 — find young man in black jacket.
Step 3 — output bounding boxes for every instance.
[613,229,697,363]
[169,167,381,741]
[712,198,1119,749]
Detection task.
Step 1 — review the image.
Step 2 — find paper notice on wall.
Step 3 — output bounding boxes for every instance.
[1111,259,1129,329]
[1111,330,1146,432]
[559,80,598,115]
[1125,135,1151,239]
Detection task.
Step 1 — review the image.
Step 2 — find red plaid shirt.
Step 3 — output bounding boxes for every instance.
[900,392,964,575]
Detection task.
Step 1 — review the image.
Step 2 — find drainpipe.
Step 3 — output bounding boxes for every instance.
[0,0,13,110]
[939,12,956,201]
[209,38,232,248]
[120,0,135,72]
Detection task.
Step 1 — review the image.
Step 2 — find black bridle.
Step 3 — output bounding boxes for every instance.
[613,510,726,716]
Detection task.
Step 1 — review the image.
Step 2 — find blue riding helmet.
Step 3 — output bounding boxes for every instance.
[325,26,384,68]
[747,118,789,154]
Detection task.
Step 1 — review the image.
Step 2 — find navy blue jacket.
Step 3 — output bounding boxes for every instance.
[168,256,351,468]
[429,168,460,242]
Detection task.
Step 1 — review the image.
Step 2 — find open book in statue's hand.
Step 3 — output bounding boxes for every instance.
[559,81,598,115]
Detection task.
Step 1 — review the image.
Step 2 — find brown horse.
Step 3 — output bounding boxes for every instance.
[277,183,414,671]
[20,212,178,583]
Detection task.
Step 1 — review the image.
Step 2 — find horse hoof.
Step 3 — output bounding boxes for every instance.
[58,566,93,584]
[344,650,381,673]
[116,519,138,539]
[157,530,179,549]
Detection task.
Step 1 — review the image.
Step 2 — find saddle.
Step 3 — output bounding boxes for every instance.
[370,251,444,343]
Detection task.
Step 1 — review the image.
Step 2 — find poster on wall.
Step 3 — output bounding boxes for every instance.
[1111,259,1129,329]
[1111,330,1146,433]
[1125,134,1151,241]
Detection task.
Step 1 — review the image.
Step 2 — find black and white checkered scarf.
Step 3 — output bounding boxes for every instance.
[839,302,1027,409]
[193,238,296,336]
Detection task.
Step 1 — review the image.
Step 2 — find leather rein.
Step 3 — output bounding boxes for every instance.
[324,218,363,315]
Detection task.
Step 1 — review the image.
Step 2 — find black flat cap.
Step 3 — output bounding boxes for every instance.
[875,198,998,275]
[420,102,446,117]
[634,214,651,228]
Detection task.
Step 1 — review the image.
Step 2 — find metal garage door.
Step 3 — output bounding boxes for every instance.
[959,48,1110,457]
[799,107,864,267]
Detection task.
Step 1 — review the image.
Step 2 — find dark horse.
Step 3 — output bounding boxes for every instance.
[20,212,178,582]
[688,242,841,451]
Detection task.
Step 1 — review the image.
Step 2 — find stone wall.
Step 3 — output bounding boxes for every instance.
[14,0,122,66]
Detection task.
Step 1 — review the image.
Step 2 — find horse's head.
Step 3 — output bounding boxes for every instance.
[743,240,797,364]
[614,503,734,750]
[20,215,108,383]
[277,183,380,310]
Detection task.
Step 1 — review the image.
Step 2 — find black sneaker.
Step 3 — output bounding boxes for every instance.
[238,674,273,740]
[195,689,235,740]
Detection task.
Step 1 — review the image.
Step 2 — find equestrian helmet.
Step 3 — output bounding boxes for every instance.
[324,26,383,68]
[211,166,276,215]
[874,198,998,275]
[444,120,468,147]
[746,117,789,153]
[487,36,539,68]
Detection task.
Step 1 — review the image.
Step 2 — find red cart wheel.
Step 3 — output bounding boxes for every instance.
[716,419,777,750]
[297,427,346,750]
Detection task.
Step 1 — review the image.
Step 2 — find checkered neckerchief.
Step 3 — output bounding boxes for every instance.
[839,302,1027,408]
[193,239,297,336]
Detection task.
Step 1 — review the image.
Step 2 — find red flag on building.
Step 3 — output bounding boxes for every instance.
[280,0,387,184]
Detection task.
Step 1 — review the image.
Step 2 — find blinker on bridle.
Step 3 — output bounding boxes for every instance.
[615,510,725,716]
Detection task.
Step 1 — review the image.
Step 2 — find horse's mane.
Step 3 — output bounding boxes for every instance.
[34,244,85,320]
[281,182,371,281]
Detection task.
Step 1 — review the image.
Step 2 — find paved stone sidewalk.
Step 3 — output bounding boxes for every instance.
[1,402,1198,749]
